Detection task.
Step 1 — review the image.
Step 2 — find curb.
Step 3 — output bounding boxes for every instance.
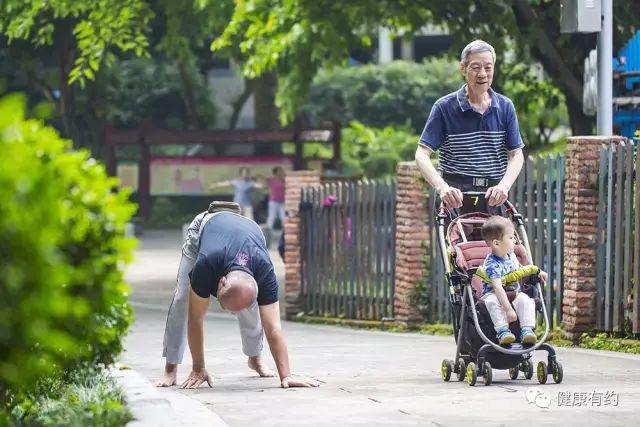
[113,367,229,427]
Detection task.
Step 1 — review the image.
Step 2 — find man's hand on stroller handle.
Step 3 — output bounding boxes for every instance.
[437,184,464,208]
[436,183,509,208]
[485,183,510,207]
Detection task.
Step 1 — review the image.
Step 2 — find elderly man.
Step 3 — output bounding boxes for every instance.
[157,205,316,389]
[415,39,524,208]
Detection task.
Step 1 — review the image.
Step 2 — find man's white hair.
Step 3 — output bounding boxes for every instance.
[460,40,496,65]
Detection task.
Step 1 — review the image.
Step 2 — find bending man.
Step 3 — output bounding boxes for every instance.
[157,207,316,389]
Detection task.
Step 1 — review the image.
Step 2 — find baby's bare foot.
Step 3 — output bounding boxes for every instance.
[248,356,276,377]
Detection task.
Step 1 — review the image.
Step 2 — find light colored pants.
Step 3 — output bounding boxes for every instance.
[162,211,264,364]
[266,201,285,229]
[240,205,254,221]
[481,291,536,332]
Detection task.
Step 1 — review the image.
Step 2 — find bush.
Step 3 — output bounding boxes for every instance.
[0,93,136,414]
[341,121,419,178]
[299,58,462,133]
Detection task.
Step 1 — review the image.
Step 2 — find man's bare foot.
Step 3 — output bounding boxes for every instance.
[155,363,178,387]
[248,356,276,377]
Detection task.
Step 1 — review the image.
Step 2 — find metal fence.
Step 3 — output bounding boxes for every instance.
[426,153,566,327]
[299,179,397,320]
[596,142,640,333]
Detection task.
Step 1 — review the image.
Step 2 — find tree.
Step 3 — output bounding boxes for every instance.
[1,0,283,158]
[0,0,153,152]
[213,0,640,134]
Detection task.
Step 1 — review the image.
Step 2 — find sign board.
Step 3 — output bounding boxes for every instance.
[560,0,601,34]
[117,156,293,196]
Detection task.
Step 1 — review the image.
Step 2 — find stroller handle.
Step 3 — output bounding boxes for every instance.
[458,191,516,210]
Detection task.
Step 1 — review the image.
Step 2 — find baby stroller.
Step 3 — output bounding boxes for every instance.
[437,191,563,386]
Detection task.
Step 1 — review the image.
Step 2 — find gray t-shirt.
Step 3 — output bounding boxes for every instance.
[231,179,256,207]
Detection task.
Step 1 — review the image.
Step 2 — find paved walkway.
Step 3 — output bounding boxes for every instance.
[120,229,640,427]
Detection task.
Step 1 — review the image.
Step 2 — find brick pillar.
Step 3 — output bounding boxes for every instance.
[394,162,429,325]
[562,136,625,341]
[284,171,321,317]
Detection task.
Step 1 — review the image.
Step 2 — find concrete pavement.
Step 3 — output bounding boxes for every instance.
[120,229,640,426]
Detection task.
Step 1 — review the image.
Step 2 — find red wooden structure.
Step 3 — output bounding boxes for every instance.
[103,122,341,219]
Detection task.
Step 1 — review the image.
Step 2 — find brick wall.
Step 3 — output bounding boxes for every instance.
[394,162,430,325]
[283,171,321,317]
[562,136,625,340]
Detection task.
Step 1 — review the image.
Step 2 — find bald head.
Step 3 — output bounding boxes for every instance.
[217,270,258,312]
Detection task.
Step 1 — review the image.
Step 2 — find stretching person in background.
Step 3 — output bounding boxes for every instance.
[209,167,263,220]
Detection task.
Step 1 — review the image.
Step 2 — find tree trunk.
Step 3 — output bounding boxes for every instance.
[510,0,596,137]
[565,96,594,136]
[253,72,279,129]
[177,60,198,128]
[57,22,82,149]
[252,72,280,155]
[228,77,253,130]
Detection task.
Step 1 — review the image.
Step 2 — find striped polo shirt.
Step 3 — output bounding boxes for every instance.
[418,85,524,179]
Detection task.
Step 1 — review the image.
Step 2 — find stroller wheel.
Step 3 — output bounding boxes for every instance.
[537,361,548,384]
[441,359,454,382]
[521,359,534,380]
[466,362,478,386]
[482,362,493,386]
[551,361,563,384]
[509,366,519,380]
[456,359,466,382]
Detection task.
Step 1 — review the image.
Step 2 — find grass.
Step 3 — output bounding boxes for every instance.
[542,327,640,354]
[291,315,640,354]
[9,368,132,427]
[577,332,640,354]
[290,314,453,336]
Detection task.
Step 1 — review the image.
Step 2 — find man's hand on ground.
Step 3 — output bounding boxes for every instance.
[155,363,178,387]
[179,368,213,389]
[485,183,509,206]
[438,185,463,208]
[248,356,277,377]
[280,376,319,389]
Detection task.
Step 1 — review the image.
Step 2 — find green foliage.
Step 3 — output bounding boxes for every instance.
[213,0,639,132]
[0,0,153,86]
[11,367,131,427]
[102,57,217,129]
[157,0,234,64]
[0,93,136,410]
[579,332,640,354]
[501,62,569,150]
[340,121,418,178]
[416,323,453,336]
[147,197,197,227]
[212,0,376,123]
[282,119,419,179]
[300,59,461,133]
[546,328,640,355]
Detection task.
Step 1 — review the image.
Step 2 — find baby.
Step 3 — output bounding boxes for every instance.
[479,216,547,345]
